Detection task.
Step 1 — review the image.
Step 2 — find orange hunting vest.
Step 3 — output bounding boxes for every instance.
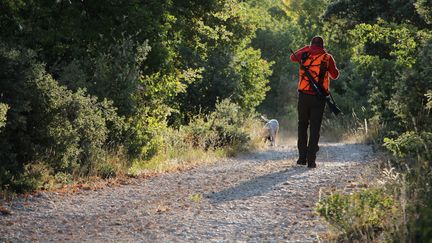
[298,52,330,95]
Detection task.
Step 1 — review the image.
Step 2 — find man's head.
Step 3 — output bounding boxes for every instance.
[310,36,324,48]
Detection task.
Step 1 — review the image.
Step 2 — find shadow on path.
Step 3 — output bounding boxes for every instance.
[207,166,307,203]
[234,147,297,162]
[317,142,372,164]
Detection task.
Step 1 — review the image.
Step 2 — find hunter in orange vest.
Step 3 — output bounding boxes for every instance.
[290,36,340,168]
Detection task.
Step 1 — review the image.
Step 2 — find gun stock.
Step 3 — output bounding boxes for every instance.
[327,97,342,115]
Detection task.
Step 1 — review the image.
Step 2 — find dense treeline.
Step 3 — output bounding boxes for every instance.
[0,0,317,191]
[1,0,431,240]
[0,0,278,191]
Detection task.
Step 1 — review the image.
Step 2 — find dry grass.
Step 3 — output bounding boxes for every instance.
[320,108,382,144]
[128,147,228,176]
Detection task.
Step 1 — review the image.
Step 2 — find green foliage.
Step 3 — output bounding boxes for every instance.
[60,38,152,117]
[129,98,262,176]
[389,39,432,128]
[317,192,350,229]
[53,172,73,186]
[0,43,126,191]
[180,116,218,150]
[145,99,256,162]
[323,0,429,28]
[252,19,300,117]
[175,1,273,119]
[182,99,252,150]
[250,0,331,119]
[317,188,400,241]
[231,47,272,110]
[415,0,432,24]
[384,131,432,161]
[333,21,432,138]
[322,1,432,241]
[209,99,253,148]
[1,0,276,193]
[127,67,199,158]
[59,37,178,159]
[0,0,169,66]
[282,0,328,39]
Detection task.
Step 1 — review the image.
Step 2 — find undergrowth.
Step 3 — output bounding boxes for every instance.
[129,99,263,176]
[321,107,379,144]
[317,186,403,242]
[317,111,432,242]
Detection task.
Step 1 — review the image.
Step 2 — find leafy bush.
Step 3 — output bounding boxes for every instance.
[180,116,218,149]
[182,99,252,150]
[317,188,400,241]
[384,131,432,161]
[129,99,261,176]
[59,39,151,117]
[0,43,126,191]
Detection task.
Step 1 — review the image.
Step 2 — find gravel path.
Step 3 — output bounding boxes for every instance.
[0,142,379,242]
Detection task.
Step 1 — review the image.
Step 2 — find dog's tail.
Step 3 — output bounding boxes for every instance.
[260,115,269,123]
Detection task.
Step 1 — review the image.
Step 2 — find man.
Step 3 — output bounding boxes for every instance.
[290,36,339,168]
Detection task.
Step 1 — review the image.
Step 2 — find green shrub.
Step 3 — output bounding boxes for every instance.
[384,131,432,161]
[317,188,400,241]
[0,43,126,191]
[129,99,260,176]
[59,39,151,118]
[163,99,255,155]
[180,116,218,149]
[53,172,73,186]
[182,99,252,150]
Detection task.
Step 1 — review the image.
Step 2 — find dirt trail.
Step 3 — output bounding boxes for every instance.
[0,141,379,242]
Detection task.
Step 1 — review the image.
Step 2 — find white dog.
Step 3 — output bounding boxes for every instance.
[261,116,279,147]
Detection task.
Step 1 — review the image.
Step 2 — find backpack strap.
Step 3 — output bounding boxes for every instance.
[301,52,309,64]
[318,54,329,86]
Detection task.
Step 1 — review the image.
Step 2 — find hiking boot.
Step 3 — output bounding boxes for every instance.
[307,155,316,168]
[296,153,307,165]
[296,157,307,165]
[297,150,307,165]
[307,163,317,168]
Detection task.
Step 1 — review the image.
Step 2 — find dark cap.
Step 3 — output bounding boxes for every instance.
[310,36,324,48]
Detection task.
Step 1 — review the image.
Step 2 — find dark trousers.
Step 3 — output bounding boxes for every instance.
[297,92,326,163]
